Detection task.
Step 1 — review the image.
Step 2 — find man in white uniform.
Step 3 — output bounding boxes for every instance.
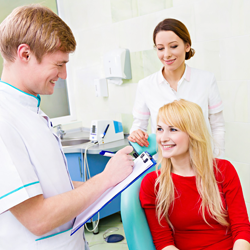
[0,5,134,250]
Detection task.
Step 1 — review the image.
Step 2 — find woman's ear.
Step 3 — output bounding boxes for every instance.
[185,43,191,53]
[17,44,31,62]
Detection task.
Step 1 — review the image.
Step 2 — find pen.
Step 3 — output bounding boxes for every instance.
[99,150,115,157]
[101,124,110,139]
[99,150,135,159]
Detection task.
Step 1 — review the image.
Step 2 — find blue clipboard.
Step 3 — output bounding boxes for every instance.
[71,151,156,236]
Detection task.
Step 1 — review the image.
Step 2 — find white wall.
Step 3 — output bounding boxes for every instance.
[59,0,250,213]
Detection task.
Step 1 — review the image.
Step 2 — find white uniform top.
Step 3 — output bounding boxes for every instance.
[0,81,87,250]
[130,65,223,137]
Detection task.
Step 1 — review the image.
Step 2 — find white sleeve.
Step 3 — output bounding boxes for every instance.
[0,121,43,214]
[209,111,225,158]
[208,75,223,114]
[130,81,150,134]
[130,118,149,134]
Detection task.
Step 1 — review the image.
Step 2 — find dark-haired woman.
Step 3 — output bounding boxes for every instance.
[128,18,224,158]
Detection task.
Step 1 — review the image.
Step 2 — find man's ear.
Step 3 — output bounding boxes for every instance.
[17,44,31,62]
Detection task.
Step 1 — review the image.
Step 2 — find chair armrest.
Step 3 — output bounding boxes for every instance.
[121,176,156,250]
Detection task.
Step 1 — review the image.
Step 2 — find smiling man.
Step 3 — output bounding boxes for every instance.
[0,5,134,250]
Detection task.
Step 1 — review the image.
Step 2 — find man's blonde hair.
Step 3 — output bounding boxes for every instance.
[0,4,76,63]
[155,99,228,229]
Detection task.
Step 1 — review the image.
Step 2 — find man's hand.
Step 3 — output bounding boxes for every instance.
[102,146,134,187]
[128,129,149,147]
[9,148,134,236]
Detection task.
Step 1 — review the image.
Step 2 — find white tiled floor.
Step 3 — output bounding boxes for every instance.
[85,213,129,250]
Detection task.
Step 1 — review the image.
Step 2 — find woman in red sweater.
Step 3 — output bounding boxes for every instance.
[139,99,250,250]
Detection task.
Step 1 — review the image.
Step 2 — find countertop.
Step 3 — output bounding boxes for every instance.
[61,127,130,154]
[62,138,129,154]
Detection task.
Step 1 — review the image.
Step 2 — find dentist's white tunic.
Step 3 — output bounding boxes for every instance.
[0,81,88,250]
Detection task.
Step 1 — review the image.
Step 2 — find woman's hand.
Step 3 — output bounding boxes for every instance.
[162,245,179,250]
[233,239,250,250]
[128,129,149,147]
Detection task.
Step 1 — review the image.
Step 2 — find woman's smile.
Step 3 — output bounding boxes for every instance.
[164,58,176,65]
[162,143,176,150]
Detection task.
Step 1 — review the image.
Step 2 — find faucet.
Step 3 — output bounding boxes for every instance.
[55,124,66,139]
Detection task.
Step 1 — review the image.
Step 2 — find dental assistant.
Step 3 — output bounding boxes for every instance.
[128,18,225,158]
[0,5,134,250]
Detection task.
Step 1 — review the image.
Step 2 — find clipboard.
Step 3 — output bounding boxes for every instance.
[71,151,156,235]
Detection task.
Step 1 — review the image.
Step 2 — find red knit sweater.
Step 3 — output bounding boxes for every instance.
[139,159,250,250]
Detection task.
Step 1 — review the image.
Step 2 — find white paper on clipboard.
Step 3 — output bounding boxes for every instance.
[71,152,156,235]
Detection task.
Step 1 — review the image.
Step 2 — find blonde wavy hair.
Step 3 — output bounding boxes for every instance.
[155,99,228,229]
[0,4,76,63]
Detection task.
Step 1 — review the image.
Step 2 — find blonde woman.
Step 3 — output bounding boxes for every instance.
[140,99,250,250]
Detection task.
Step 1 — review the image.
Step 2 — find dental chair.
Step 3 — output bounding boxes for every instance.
[122,134,157,250]
[121,174,156,250]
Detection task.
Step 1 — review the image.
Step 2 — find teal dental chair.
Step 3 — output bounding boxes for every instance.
[121,171,156,250]
[121,133,157,250]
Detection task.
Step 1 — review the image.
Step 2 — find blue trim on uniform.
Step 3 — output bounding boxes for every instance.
[0,181,40,200]
[35,227,73,241]
[37,94,41,107]
[0,80,41,107]
[113,121,123,133]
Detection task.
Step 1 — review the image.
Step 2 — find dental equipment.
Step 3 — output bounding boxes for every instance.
[90,120,124,144]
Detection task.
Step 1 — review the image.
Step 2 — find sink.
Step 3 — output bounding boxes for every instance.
[61,138,90,147]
